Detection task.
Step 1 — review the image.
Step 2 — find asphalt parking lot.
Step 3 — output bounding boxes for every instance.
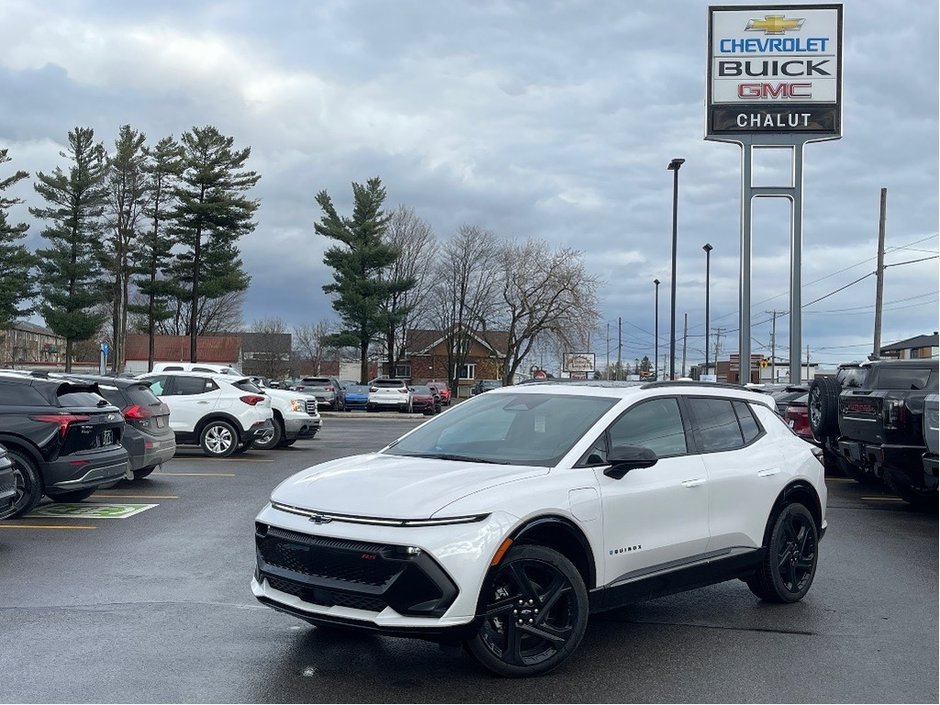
[0,416,936,703]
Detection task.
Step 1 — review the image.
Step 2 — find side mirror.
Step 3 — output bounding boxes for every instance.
[604,445,658,480]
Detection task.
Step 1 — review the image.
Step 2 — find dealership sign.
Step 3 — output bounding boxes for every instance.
[562,353,595,373]
[706,4,842,136]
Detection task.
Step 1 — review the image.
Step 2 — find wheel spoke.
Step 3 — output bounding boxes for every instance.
[520,622,569,648]
[485,595,519,619]
[786,561,798,590]
[508,562,540,603]
[777,547,792,569]
[795,558,814,571]
[503,619,525,666]
[797,526,811,556]
[539,576,572,614]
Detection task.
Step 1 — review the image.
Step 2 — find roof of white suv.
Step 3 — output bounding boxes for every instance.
[492,380,775,407]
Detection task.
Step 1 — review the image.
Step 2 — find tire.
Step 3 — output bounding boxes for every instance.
[835,455,877,485]
[279,438,298,447]
[747,502,819,603]
[252,418,283,451]
[233,440,253,455]
[48,488,96,503]
[199,420,239,458]
[133,466,156,480]
[5,449,43,518]
[883,466,939,510]
[463,544,589,677]
[808,378,841,440]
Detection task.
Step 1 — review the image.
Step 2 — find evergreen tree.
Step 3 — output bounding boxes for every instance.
[0,147,35,332]
[30,127,109,372]
[129,136,183,371]
[315,177,412,383]
[172,125,259,362]
[104,124,148,372]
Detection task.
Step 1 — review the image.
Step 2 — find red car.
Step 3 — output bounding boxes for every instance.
[785,393,813,441]
[426,382,451,406]
[408,385,442,415]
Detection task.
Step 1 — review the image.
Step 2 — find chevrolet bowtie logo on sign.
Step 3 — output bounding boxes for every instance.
[746,15,805,34]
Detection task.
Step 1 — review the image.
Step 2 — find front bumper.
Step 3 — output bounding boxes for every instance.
[252,503,517,633]
[283,415,321,441]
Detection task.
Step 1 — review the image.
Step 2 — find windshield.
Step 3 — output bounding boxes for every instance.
[384,391,618,467]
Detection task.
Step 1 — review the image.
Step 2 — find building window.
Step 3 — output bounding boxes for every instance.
[394,364,411,379]
[455,363,476,380]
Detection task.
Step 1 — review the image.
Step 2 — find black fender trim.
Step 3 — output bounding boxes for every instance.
[194,413,246,442]
[763,480,824,547]
[0,435,44,467]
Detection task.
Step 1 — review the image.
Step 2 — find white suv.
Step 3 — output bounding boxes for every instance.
[367,378,412,412]
[146,363,321,450]
[140,372,273,457]
[252,381,827,676]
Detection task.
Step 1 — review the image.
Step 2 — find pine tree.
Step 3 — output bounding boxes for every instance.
[172,126,259,362]
[0,147,35,332]
[30,127,109,372]
[315,177,413,383]
[104,124,148,372]
[129,136,183,371]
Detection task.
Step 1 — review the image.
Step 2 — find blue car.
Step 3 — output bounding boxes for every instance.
[344,384,370,411]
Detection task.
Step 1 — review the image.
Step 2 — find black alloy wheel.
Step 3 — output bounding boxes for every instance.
[747,502,818,603]
[6,448,43,518]
[464,544,588,677]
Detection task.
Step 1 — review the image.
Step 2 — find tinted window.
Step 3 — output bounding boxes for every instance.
[57,390,109,408]
[162,366,184,371]
[233,380,263,393]
[687,398,744,452]
[875,367,934,390]
[733,401,762,443]
[373,379,405,388]
[0,381,47,406]
[608,397,687,457]
[92,386,125,407]
[348,385,370,394]
[124,384,162,408]
[142,376,168,396]
[411,386,432,394]
[172,376,216,395]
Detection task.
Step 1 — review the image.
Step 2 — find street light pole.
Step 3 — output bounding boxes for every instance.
[667,158,684,380]
[703,243,713,377]
[653,278,660,381]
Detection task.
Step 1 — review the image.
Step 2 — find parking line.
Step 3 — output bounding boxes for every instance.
[0,523,97,530]
[93,494,179,499]
[154,472,236,477]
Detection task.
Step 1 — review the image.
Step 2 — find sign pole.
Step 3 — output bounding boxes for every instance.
[739,140,753,384]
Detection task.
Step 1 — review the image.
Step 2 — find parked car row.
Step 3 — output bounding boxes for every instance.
[286,377,453,415]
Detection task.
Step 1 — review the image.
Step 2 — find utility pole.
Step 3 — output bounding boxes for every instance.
[713,327,724,375]
[617,316,622,380]
[606,322,610,380]
[805,344,810,384]
[681,313,688,377]
[872,187,887,360]
[766,310,782,383]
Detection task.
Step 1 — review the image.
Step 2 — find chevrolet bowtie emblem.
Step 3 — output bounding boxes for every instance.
[309,513,333,524]
[746,15,804,34]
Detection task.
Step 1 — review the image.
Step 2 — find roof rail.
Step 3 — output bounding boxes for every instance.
[640,380,752,392]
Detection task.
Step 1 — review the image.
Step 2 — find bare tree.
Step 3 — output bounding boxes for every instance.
[378,206,437,373]
[156,290,244,336]
[293,319,338,376]
[247,316,290,379]
[495,240,600,385]
[429,225,500,395]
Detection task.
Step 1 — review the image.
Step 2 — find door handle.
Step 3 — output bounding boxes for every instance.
[197,401,210,405]
[681,478,706,488]
[757,468,780,477]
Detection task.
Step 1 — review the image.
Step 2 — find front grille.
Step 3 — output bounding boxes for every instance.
[255,523,459,617]
[266,576,387,612]
[305,399,318,415]
[259,527,399,586]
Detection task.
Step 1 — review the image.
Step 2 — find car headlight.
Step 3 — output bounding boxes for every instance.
[290,399,306,412]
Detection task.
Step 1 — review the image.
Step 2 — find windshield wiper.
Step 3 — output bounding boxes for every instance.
[398,452,510,465]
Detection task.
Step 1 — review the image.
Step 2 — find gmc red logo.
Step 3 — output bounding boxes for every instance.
[360,553,377,560]
[738,82,812,99]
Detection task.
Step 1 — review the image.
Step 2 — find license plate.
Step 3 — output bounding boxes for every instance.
[156,417,166,428]
[102,429,114,446]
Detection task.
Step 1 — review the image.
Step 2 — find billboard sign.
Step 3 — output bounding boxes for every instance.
[562,353,595,373]
[706,4,843,138]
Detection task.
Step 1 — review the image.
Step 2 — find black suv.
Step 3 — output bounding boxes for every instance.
[0,373,129,517]
[809,359,938,506]
[61,375,176,480]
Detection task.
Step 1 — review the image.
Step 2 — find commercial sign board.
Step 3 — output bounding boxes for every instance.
[562,353,595,373]
[706,4,843,137]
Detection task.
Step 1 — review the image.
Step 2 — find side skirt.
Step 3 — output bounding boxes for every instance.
[589,548,765,613]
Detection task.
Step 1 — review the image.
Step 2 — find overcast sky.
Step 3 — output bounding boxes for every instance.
[1,0,937,371]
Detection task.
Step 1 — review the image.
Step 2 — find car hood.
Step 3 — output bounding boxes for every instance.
[270,453,548,518]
